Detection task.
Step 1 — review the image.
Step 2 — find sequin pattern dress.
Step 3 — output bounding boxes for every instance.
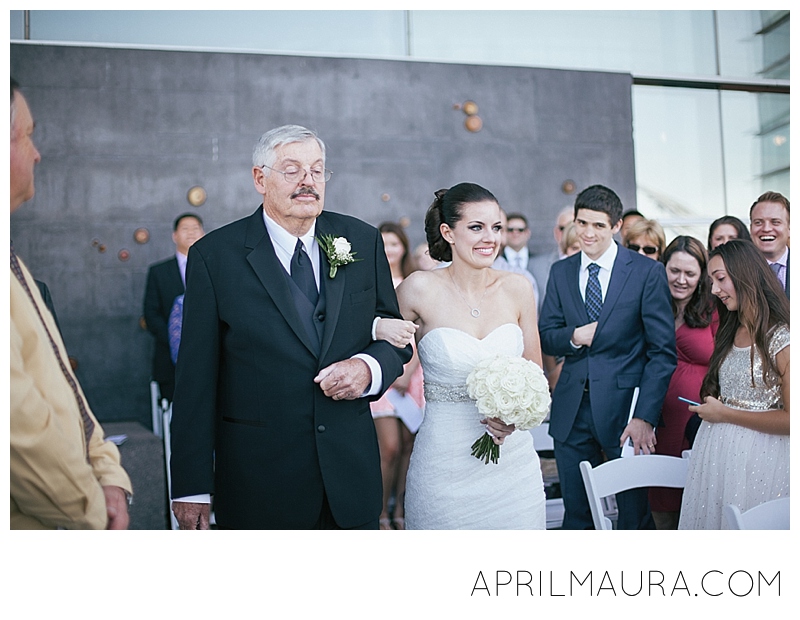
[678,324,789,530]
[404,324,545,529]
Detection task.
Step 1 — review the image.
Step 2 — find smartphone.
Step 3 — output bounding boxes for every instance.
[678,396,701,406]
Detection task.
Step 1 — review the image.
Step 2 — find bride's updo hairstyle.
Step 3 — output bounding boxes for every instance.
[424,183,498,262]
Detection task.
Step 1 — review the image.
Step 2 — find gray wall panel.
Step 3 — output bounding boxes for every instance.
[11,43,635,426]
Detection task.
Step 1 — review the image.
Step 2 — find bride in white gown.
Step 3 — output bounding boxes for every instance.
[391,183,546,529]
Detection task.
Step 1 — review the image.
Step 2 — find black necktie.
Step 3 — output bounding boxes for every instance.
[11,244,94,462]
[291,239,319,305]
[585,263,603,322]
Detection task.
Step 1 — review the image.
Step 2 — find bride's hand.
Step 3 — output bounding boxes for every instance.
[375,317,418,348]
[482,417,516,445]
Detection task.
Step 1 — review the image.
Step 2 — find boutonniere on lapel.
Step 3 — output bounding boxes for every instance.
[316,234,361,278]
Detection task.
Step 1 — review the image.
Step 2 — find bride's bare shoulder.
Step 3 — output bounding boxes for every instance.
[402,269,447,291]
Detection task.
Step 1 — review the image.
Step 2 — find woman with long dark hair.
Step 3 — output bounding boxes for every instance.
[679,240,789,529]
[394,183,546,529]
[649,236,717,529]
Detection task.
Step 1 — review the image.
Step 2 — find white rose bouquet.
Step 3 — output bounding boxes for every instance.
[317,234,361,278]
[466,354,551,464]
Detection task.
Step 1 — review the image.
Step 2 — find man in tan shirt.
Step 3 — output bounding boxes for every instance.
[10,78,133,529]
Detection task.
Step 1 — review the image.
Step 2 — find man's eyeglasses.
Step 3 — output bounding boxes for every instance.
[507,227,527,233]
[628,244,659,255]
[262,165,333,184]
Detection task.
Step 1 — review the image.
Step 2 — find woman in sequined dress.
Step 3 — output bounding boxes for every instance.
[678,240,790,530]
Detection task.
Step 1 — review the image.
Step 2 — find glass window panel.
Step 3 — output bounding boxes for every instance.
[21,10,407,56]
[715,11,764,78]
[719,91,765,219]
[631,85,725,244]
[410,10,718,76]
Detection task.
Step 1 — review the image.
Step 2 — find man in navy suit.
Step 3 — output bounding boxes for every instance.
[143,213,204,401]
[169,125,410,529]
[750,191,790,300]
[539,185,676,529]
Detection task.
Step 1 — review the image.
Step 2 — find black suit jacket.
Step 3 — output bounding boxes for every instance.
[143,256,184,385]
[169,208,411,529]
[539,244,677,447]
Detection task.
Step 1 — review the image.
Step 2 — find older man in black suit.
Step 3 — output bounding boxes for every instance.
[169,125,411,529]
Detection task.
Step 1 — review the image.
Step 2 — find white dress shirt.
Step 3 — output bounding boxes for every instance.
[176,251,188,287]
[578,242,618,303]
[504,246,530,271]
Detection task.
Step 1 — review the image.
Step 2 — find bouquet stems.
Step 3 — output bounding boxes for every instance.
[471,432,500,465]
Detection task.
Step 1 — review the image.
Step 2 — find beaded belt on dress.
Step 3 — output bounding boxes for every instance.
[423,381,473,403]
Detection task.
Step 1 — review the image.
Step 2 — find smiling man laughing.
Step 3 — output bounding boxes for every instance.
[750,191,790,299]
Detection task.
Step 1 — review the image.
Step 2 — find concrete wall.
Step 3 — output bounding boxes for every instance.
[10,42,636,426]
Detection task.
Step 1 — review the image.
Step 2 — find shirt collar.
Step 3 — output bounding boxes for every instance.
[771,247,789,267]
[262,209,317,254]
[581,241,618,272]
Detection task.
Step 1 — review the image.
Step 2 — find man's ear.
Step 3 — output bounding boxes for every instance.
[252,166,267,195]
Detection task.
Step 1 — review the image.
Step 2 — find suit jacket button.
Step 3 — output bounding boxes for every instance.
[316,313,325,322]
[317,425,326,432]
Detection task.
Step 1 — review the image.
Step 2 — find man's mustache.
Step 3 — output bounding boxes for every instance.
[291,187,320,200]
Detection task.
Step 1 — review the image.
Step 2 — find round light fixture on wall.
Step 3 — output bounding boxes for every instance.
[133,228,150,244]
[187,186,207,206]
[561,179,577,194]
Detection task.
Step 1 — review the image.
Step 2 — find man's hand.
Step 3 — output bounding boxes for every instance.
[315,358,372,401]
[103,485,130,530]
[172,501,211,530]
[619,418,656,455]
[571,322,598,347]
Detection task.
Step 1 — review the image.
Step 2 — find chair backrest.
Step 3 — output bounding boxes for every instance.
[579,455,690,530]
[724,497,790,530]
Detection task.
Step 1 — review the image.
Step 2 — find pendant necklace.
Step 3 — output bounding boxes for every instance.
[449,269,489,318]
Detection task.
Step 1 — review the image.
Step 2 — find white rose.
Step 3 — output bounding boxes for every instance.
[333,237,351,258]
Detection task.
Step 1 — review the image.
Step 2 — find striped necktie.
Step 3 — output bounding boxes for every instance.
[585,262,603,322]
[10,244,94,461]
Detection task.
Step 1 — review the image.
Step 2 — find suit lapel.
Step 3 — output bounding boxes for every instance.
[565,255,586,321]
[315,213,346,361]
[597,244,632,333]
[243,208,319,356]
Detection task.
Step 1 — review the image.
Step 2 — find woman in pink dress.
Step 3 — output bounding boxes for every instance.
[371,222,423,530]
[650,236,717,529]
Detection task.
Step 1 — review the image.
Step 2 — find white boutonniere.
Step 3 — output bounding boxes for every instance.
[317,234,361,278]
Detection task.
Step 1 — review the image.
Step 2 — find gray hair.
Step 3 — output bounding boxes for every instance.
[252,124,326,170]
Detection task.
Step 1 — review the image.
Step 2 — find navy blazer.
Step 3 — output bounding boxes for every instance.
[539,243,677,447]
[170,207,411,529]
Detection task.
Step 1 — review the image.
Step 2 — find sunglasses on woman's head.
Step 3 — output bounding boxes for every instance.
[628,244,658,255]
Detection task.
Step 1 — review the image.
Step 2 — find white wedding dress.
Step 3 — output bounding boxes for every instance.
[404,323,546,529]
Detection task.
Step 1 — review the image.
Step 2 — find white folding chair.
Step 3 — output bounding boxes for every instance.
[150,380,164,438]
[724,497,790,530]
[579,455,689,530]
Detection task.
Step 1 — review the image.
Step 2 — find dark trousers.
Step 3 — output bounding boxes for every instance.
[554,391,655,530]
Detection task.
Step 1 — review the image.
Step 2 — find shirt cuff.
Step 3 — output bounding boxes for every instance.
[173,494,211,504]
[353,353,382,397]
[371,317,381,341]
